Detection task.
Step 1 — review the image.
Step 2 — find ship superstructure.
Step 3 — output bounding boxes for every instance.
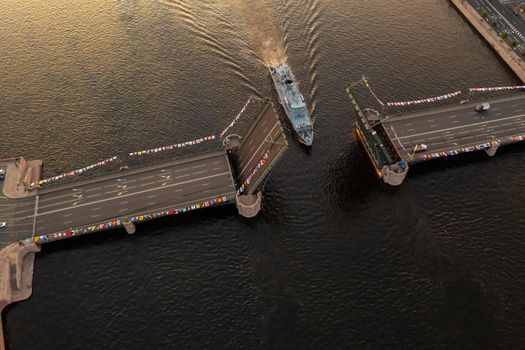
[269,63,314,146]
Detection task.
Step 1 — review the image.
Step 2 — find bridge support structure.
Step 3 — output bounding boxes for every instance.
[0,242,40,350]
[122,217,136,234]
[381,163,409,186]
[485,143,500,157]
[223,134,242,151]
[236,192,262,218]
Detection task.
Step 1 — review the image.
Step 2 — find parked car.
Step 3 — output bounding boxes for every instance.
[475,103,491,112]
[0,222,6,230]
[413,144,428,153]
[0,169,5,180]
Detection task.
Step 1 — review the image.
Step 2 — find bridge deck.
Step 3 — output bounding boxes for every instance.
[230,100,287,194]
[1,101,289,245]
[3,151,236,244]
[383,94,525,163]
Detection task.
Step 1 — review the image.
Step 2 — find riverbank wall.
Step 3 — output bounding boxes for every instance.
[450,0,525,83]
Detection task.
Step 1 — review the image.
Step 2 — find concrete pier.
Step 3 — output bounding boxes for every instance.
[2,157,42,199]
[122,217,136,234]
[381,164,409,186]
[236,192,262,218]
[450,0,525,82]
[0,242,40,350]
[485,142,500,157]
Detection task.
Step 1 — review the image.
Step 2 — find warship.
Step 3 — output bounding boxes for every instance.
[269,63,313,146]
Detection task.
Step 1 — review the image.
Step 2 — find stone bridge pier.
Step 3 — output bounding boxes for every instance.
[0,242,40,350]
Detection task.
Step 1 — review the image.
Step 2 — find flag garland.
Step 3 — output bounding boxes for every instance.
[416,133,525,161]
[31,196,230,243]
[220,96,254,137]
[34,97,256,187]
[128,135,216,157]
[363,78,385,106]
[237,151,270,195]
[417,141,499,160]
[34,156,118,186]
[470,86,525,93]
[386,91,462,107]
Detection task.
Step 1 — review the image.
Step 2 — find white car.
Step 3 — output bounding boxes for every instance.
[0,222,6,230]
[414,144,428,153]
[0,169,5,180]
[475,103,491,112]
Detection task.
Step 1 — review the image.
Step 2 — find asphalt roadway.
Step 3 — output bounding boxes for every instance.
[469,0,525,53]
[231,101,287,193]
[0,151,237,243]
[383,94,525,162]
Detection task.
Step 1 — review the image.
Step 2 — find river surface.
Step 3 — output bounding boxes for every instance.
[1,0,525,349]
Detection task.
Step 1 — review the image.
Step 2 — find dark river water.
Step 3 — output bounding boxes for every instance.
[1,0,525,349]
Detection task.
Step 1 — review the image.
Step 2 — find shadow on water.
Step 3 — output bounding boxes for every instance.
[323,137,386,209]
[406,141,525,180]
[35,204,239,256]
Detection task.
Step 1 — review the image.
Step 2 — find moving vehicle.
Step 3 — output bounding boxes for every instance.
[269,63,314,146]
[413,144,427,153]
[475,103,491,112]
[0,222,6,231]
[0,169,5,180]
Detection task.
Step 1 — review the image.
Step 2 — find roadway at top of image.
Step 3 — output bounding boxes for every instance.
[470,0,525,53]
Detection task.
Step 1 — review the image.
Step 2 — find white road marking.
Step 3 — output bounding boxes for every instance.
[396,113,525,140]
[85,187,102,192]
[238,122,279,177]
[35,172,232,217]
[39,192,78,202]
[139,182,156,187]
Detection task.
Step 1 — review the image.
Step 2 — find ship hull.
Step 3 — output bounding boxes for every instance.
[269,64,313,146]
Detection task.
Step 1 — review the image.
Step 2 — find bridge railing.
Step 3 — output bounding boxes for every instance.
[347,87,399,168]
[35,100,268,190]
[383,90,525,119]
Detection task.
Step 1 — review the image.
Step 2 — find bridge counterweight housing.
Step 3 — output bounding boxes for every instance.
[347,88,408,186]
